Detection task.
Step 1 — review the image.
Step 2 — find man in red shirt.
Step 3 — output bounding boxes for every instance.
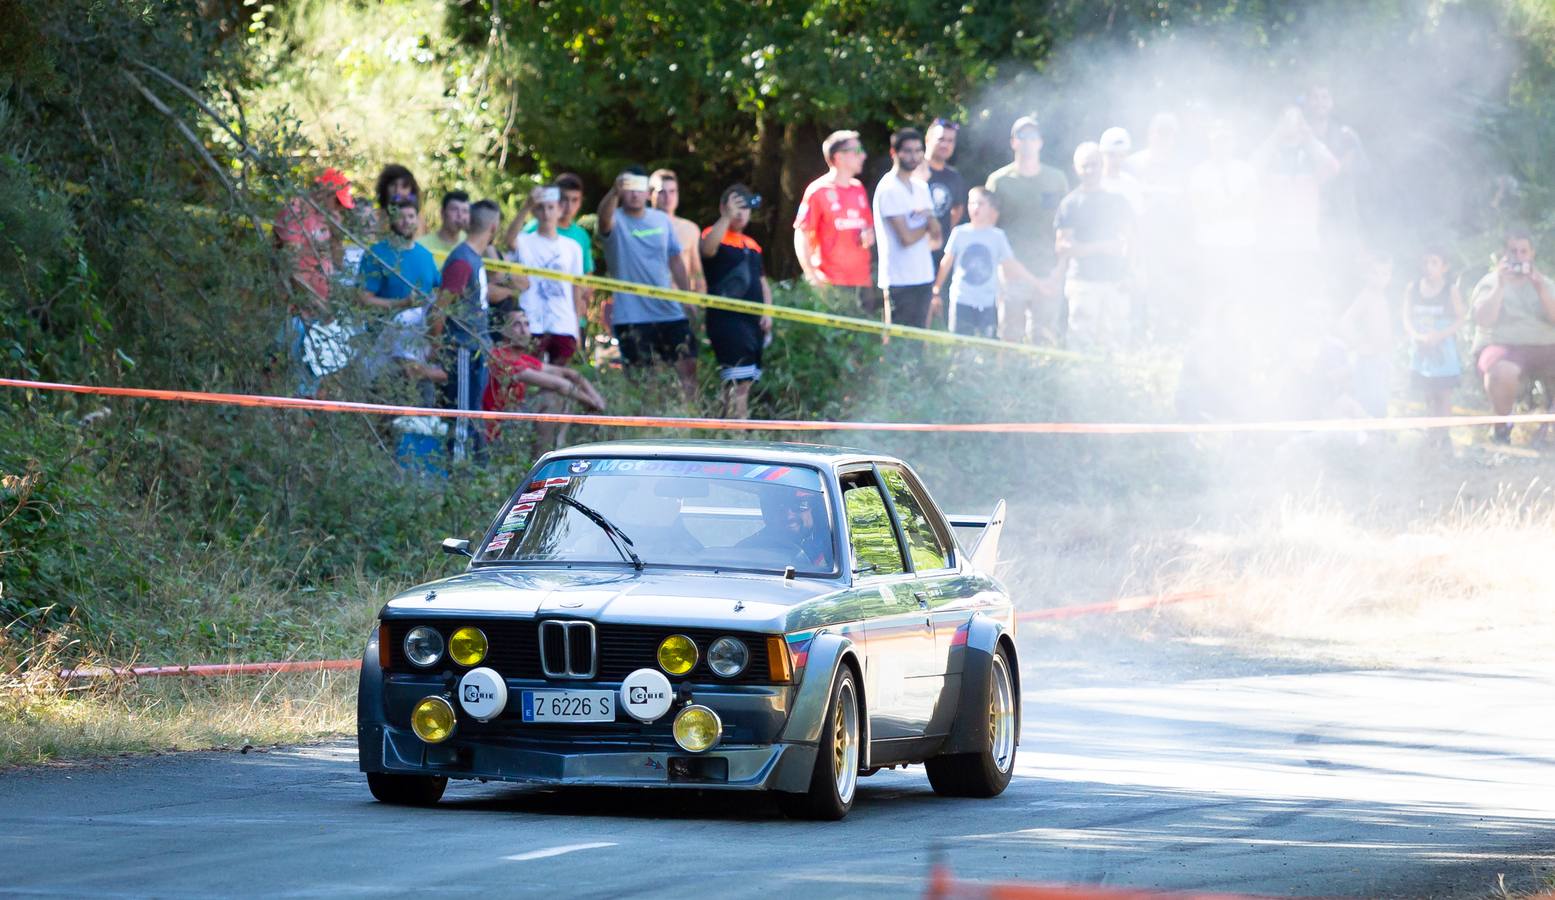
[483,309,606,451]
[793,130,876,309]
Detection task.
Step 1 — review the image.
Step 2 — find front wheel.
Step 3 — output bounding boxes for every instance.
[926,645,1017,798]
[779,666,861,820]
[367,771,448,806]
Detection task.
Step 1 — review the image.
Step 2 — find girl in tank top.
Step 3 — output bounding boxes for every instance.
[1402,249,1466,429]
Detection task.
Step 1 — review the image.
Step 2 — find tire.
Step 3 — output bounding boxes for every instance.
[367,771,448,806]
[926,645,1017,798]
[778,666,861,820]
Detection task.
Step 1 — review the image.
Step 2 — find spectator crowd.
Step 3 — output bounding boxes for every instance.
[272,86,1555,467]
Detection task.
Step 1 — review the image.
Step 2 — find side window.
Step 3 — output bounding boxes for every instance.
[841,473,906,577]
[880,467,950,571]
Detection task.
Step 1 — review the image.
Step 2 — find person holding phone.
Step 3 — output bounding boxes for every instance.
[700,184,773,419]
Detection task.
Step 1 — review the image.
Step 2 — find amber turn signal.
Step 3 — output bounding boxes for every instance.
[766,635,793,683]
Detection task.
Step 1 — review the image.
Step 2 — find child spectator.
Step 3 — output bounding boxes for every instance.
[700,184,773,419]
[1338,250,1395,417]
[1402,249,1466,430]
[388,304,449,408]
[483,309,606,450]
[932,188,1041,338]
[509,185,585,364]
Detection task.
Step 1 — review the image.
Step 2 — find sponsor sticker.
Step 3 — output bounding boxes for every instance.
[487,532,514,551]
[519,489,547,503]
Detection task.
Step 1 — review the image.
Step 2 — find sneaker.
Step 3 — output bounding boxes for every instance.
[1491,423,1513,445]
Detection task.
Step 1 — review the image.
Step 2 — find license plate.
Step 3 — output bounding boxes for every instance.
[520,689,616,723]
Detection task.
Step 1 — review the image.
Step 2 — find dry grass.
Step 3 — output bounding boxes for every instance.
[0,626,356,768]
[1153,479,1555,667]
[1003,452,1555,669]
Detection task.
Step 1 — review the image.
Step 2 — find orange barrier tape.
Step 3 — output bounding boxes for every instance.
[1016,590,1221,622]
[7,377,1555,435]
[59,659,359,679]
[56,592,1221,680]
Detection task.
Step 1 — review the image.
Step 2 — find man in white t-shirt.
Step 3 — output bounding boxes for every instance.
[508,185,585,364]
[872,127,941,329]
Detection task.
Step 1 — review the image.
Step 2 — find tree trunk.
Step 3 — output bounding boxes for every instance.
[752,115,823,281]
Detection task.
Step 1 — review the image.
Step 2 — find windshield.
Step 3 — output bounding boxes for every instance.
[477,457,838,576]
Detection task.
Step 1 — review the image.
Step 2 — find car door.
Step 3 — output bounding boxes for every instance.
[840,466,941,744]
[877,464,970,736]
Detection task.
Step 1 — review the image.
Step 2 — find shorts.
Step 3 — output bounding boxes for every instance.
[1411,372,1460,394]
[536,333,578,365]
[1065,279,1131,353]
[953,304,998,339]
[614,319,695,366]
[1476,344,1555,378]
[885,283,933,330]
[707,310,763,382]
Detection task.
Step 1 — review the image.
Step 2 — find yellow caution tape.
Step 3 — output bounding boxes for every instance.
[430,249,1095,362]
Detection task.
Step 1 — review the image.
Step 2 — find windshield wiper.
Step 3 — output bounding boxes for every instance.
[553,492,645,571]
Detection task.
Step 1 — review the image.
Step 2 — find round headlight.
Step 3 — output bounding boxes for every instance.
[448,626,488,667]
[673,705,722,753]
[411,696,457,743]
[707,637,749,678]
[657,634,698,676]
[403,626,444,668]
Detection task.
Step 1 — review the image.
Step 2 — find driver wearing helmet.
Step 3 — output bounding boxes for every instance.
[737,486,832,571]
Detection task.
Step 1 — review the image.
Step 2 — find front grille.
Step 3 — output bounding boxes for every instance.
[386,620,773,683]
[539,620,596,678]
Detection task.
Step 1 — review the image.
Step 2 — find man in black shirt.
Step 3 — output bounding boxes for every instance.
[699,184,772,419]
[918,117,967,327]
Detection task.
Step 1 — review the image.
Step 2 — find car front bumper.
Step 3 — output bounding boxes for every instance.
[365,723,817,791]
[359,674,817,792]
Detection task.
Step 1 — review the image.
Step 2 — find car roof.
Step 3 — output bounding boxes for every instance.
[546,439,901,469]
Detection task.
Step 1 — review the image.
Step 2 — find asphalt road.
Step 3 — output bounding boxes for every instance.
[3,641,1553,899]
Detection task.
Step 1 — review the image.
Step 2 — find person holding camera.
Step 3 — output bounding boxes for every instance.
[700,184,772,419]
[1470,229,1555,444]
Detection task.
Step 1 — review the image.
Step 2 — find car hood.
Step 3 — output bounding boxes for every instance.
[381,567,838,631]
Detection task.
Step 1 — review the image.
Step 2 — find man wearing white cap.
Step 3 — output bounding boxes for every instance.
[1099,127,1145,215]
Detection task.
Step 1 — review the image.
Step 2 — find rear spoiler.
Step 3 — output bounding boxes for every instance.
[948,499,1006,574]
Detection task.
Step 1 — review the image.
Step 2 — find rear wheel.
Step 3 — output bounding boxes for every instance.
[779,667,860,820]
[367,771,447,806]
[926,645,1017,798]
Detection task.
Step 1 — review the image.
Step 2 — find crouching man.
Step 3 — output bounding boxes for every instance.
[482,309,606,453]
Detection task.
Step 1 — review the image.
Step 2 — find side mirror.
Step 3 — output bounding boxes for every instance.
[441,538,473,558]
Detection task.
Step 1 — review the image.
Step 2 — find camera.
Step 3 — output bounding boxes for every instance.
[743,193,762,210]
[1505,259,1532,276]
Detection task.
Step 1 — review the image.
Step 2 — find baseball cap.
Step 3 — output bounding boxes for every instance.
[315,168,355,209]
[1010,115,1042,140]
[1099,127,1132,153]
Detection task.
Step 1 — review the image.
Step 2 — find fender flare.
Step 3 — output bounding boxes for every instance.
[356,623,387,772]
[939,613,1020,756]
[776,630,871,770]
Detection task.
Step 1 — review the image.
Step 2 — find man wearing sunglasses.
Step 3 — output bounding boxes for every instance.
[794,130,876,308]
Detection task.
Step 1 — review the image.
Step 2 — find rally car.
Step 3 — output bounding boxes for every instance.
[357,439,1016,819]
